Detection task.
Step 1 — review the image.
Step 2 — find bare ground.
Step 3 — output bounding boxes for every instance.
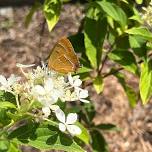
[0,4,152,152]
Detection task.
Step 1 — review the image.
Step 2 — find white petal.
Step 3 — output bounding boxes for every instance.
[16,63,35,68]
[67,125,82,135]
[8,74,20,86]
[66,113,77,124]
[59,123,66,132]
[44,78,53,92]
[68,74,74,85]
[73,79,82,87]
[34,85,45,95]
[42,107,51,118]
[55,108,65,123]
[80,99,90,103]
[0,75,7,86]
[50,105,60,111]
[79,89,88,98]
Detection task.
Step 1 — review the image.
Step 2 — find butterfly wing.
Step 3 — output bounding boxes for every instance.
[48,37,80,73]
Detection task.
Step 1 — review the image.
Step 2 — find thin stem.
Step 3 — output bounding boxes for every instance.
[44,118,58,127]
[98,42,115,74]
[15,94,20,109]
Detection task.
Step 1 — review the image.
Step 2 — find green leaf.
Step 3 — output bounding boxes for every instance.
[9,122,85,152]
[96,1,127,29]
[91,130,109,152]
[43,0,61,31]
[129,35,147,57]
[80,102,95,125]
[0,91,16,104]
[75,122,90,145]
[0,102,16,109]
[108,49,139,75]
[125,27,152,40]
[96,123,120,131]
[84,7,107,68]
[114,72,138,107]
[77,66,92,74]
[0,139,10,152]
[135,0,143,4]
[8,142,21,152]
[0,108,11,126]
[139,60,152,104]
[25,2,42,28]
[93,76,104,94]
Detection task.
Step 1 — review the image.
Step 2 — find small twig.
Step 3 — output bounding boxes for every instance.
[98,42,115,74]
[39,18,46,54]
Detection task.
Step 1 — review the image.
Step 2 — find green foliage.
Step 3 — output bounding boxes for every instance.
[2,0,152,151]
[91,130,109,152]
[93,76,104,94]
[43,0,61,31]
[139,60,152,104]
[108,49,139,75]
[8,121,85,152]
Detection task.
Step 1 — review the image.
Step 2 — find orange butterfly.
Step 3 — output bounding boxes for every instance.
[48,37,80,74]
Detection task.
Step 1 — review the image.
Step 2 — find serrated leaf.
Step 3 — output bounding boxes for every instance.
[43,0,61,31]
[93,76,104,94]
[91,130,109,152]
[96,1,127,29]
[139,60,152,104]
[9,121,85,152]
[125,27,152,40]
[108,49,138,75]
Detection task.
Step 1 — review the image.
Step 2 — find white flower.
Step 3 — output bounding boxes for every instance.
[61,90,78,102]
[55,108,81,135]
[0,74,20,92]
[76,89,89,103]
[32,78,62,107]
[42,107,51,118]
[42,105,60,118]
[68,74,82,89]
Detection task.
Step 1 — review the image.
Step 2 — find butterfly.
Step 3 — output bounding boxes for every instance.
[48,37,80,74]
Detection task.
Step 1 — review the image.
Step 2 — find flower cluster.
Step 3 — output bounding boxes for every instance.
[141,1,152,28]
[0,63,89,135]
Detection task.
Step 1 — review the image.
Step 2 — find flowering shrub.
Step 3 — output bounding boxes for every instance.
[1,0,152,151]
[0,64,90,151]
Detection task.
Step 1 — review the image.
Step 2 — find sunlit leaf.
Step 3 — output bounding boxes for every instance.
[75,122,90,145]
[43,0,61,31]
[84,6,107,68]
[96,1,127,29]
[126,27,152,40]
[93,76,104,94]
[139,60,152,104]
